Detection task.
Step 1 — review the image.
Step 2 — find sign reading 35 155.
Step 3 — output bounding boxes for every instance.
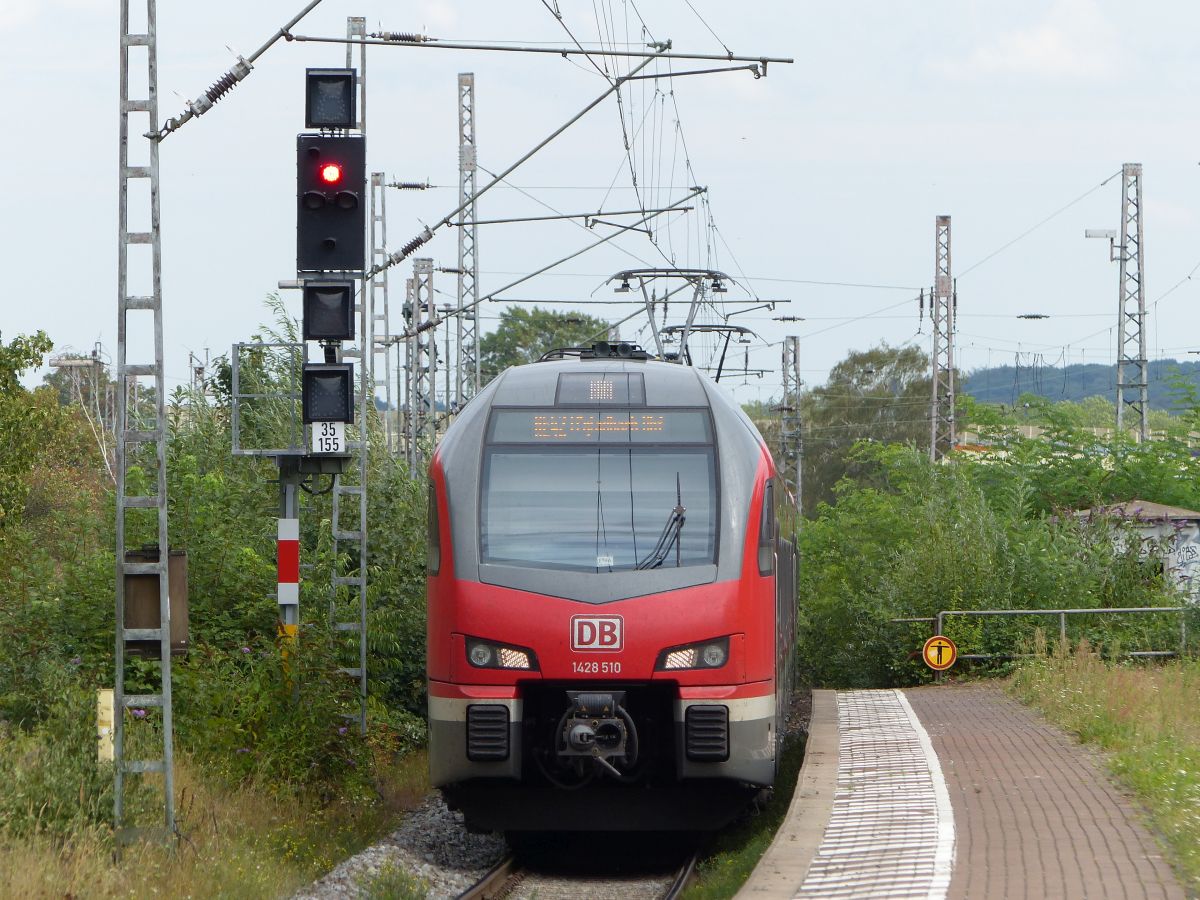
[311,421,345,455]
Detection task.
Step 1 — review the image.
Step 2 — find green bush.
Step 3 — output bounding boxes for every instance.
[0,667,114,839]
[173,633,374,800]
[1,309,432,831]
[796,442,1185,688]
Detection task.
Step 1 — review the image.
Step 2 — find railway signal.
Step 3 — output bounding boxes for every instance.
[297,69,361,440]
[296,133,366,272]
[302,362,354,425]
[302,280,355,342]
[305,68,356,129]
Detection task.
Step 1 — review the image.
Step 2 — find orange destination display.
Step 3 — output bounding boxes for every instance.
[488,409,712,444]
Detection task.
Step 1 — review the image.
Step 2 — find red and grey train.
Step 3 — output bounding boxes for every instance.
[426,343,796,832]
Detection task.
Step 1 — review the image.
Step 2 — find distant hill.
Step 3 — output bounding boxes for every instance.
[961,359,1200,411]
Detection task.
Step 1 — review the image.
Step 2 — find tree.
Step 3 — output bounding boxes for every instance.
[800,342,933,510]
[479,306,610,384]
[0,331,56,525]
[0,331,52,395]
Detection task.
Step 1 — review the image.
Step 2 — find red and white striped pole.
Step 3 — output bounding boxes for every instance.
[277,517,299,640]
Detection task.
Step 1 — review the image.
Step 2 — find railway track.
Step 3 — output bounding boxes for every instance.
[459,844,698,900]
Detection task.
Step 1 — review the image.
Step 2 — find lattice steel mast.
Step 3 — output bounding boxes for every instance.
[1116,163,1148,440]
[370,172,393,453]
[779,335,803,509]
[930,215,956,461]
[402,275,415,464]
[407,258,437,470]
[115,0,176,839]
[456,73,481,409]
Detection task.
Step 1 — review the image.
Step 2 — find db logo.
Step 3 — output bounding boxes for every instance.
[571,615,623,651]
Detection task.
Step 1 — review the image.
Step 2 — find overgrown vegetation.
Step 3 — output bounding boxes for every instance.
[0,314,430,895]
[795,417,1200,689]
[1011,645,1200,895]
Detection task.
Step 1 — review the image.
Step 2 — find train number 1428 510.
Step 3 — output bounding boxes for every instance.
[572,660,622,675]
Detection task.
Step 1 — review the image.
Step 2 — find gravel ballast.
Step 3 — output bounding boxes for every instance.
[292,795,505,899]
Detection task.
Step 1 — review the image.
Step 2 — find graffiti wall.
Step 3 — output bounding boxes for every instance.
[1166,521,1200,601]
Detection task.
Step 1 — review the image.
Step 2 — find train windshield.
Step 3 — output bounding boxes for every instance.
[481,409,717,572]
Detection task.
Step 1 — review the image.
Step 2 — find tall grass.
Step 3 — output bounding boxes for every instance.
[0,751,428,899]
[681,736,805,899]
[1010,644,1200,894]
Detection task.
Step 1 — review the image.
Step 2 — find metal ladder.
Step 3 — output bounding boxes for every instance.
[409,258,437,470]
[115,0,175,841]
[402,276,417,468]
[330,467,368,731]
[329,16,369,734]
[370,172,393,455]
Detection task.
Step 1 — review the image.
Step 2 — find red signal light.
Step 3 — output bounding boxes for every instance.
[320,163,343,184]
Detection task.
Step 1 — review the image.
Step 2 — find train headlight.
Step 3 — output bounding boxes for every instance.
[468,643,494,667]
[656,636,730,671]
[701,642,727,667]
[466,637,539,671]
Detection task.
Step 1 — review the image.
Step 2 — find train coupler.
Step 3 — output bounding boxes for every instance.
[557,691,639,777]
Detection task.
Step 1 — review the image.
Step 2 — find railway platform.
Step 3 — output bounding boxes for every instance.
[740,684,1184,899]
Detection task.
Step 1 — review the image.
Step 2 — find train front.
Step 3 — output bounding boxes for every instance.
[427,350,784,833]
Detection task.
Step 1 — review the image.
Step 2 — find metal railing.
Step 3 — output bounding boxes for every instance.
[894,606,1190,661]
[230,342,304,457]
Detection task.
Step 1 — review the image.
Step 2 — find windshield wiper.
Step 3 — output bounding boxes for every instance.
[636,473,686,570]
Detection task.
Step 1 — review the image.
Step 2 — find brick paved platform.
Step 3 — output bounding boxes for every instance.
[740,685,1186,899]
[906,683,1182,900]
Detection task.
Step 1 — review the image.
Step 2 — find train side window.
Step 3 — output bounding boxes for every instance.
[758,479,775,576]
[427,480,441,575]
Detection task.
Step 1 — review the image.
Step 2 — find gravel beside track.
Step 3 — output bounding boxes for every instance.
[291,795,506,899]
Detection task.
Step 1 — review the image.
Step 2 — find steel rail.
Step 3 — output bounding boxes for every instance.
[457,854,518,900]
[456,848,698,899]
[664,850,700,899]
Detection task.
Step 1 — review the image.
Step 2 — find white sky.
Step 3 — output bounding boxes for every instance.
[4,0,1200,408]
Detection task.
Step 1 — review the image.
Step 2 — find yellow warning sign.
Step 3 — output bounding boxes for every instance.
[922,635,958,671]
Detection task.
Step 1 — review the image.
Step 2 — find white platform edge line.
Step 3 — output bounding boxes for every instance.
[894,689,955,900]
